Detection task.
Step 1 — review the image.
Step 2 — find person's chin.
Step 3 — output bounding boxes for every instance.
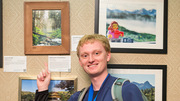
[87,70,100,77]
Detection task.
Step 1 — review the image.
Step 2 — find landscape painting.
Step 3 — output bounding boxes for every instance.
[108,64,167,101]
[19,77,77,101]
[106,4,156,44]
[111,73,155,101]
[95,0,167,53]
[24,2,70,54]
[32,10,62,46]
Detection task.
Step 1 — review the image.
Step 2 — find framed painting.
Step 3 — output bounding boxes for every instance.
[24,2,70,54]
[18,77,77,101]
[95,0,168,54]
[107,64,167,101]
[0,0,2,67]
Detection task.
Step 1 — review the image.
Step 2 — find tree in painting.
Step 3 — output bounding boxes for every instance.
[32,10,62,46]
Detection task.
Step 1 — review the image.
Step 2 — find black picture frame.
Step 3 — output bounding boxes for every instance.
[107,64,167,101]
[0,0,2,68]
[95,0,168,54]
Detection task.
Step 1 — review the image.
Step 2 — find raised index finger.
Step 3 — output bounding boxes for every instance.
[44,63,50,74]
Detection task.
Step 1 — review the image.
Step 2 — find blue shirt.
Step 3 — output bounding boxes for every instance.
[68,74,143,101]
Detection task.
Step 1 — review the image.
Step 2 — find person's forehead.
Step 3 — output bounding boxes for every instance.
[83,40,103,46]
[80,41,104,51]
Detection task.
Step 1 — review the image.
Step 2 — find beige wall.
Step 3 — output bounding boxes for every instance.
[0,0,180,101]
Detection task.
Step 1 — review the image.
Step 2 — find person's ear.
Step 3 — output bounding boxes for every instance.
[107,52,111,62]
[79,58,83,67]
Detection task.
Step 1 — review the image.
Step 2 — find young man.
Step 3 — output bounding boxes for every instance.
[35,34,143,101]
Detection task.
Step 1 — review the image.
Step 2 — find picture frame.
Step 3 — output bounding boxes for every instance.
[18,77,77,101]
[95,0,168,54]
[24,2,70,54]
[107,64,167,101]
[0,0,2,67]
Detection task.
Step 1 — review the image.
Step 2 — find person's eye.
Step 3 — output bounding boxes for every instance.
[81,54,88,58]
[95,52,99,55]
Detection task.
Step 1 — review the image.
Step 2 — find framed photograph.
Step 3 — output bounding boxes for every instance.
[18,77,77,101]
[0,0,2,67]
[107,64,167,101]
[95,0,168,54]
[24,2,70,54]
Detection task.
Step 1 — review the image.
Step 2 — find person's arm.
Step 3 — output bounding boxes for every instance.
[35,63,51,101]
[35,90,49,101]
[122,82,143,101]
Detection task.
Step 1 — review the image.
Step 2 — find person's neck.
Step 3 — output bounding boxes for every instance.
[90,72,108,91]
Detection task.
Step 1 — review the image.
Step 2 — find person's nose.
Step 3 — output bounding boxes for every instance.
[89,54,94,63]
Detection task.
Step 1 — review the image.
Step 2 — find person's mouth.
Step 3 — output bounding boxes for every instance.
[88,64,98,68]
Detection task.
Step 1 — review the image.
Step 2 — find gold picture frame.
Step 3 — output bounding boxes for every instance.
[18,77,77,101]
[24,2,70,54]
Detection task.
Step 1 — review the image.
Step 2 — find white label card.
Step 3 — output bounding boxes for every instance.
[48,56,71,72]
[71,35,84,51]
[4,56,27,72]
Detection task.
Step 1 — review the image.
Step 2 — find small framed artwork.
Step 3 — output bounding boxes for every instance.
[24,2,70,54]
[95,0,168,54]
[0,0,2,67]
[107,64,167,101]
[18,77,77,101]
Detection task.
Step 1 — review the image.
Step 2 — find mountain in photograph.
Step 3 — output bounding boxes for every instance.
[107,8,156,16]
[131,8,156,16]
[107,8,156,22]
[132,81,155,90]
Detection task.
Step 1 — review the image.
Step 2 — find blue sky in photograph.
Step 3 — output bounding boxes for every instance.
[21,80,37,93]
[49,80,62,92]
[21,80,63,93]
[107,3,155,11]
[111,74,155,86]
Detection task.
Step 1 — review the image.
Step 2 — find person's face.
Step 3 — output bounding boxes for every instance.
[78,40,111,77]
[113,23,118,30]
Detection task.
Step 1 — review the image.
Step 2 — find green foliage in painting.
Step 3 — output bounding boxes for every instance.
[21,91,35,101]
[141,88,155,101]
[50,28,61,39]
[33,27,46,45]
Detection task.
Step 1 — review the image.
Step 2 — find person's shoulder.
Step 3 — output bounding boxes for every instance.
[106,74,118,85]
[109,74,117,80]
[122,81,143,101]
[123,81,140,92]
[68,91,81,101]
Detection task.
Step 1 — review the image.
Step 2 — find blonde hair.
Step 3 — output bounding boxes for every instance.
[77,34,111,57]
